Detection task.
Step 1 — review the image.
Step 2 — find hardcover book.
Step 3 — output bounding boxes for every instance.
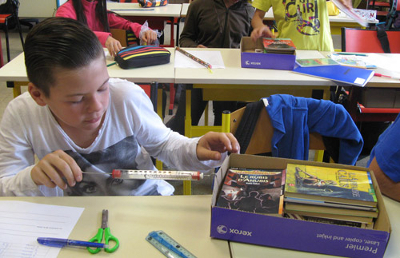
[285,202,378,218]
[262,38,296,55]
[216,168,285,216]
[284,164,377,207]
[285,213,374,229]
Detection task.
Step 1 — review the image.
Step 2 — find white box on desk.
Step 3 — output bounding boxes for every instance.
[210,154,391,258]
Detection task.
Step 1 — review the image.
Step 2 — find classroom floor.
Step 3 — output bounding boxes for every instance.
[0,26,369,196]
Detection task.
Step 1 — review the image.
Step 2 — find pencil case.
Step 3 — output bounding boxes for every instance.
[115,45,171,69]
[138,0,168,8]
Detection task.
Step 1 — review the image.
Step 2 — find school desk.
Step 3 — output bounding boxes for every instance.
[0,195,230,258]
[0,48,175,114]
[174,49,400,194]
[1,194,399,257]
[229,195,400,258]
[106,2,182,47]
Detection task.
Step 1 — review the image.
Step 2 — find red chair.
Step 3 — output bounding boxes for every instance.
[0,0,24,62]
[341,27,400,122]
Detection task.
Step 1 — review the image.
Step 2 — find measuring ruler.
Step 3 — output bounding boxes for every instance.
[146,230,197,258]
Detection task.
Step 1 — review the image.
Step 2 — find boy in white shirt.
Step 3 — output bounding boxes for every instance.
[0,17,239,196]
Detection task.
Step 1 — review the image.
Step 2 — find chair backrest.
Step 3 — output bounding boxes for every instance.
[227,106,325,155]
[341,27,400,53]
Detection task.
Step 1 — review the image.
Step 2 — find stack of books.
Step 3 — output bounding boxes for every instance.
[283,164,378,229]
[262,38,296,55]
[216,168,285,216]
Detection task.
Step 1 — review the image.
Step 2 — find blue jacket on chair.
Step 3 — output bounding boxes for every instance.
[265,94,363,165]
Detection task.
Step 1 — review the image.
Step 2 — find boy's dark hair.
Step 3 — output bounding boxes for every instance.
[24,17,104,97]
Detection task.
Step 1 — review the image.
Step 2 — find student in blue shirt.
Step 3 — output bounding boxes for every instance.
[367,114,400,202]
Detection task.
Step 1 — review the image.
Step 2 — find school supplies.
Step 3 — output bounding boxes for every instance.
[87,209,119,254]
[330,53,376,69]
[374,73,400,80]
[146,230,196,258]
[37,237,106,249]
[115,45,170,69]
[82,170,207,181]
[138,0,168,8]
[262,38,296,55]
[296,58,339,67]
[176,47,213,72]
[293,64,375,87]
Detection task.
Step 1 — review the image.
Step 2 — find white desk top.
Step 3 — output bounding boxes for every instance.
[0,48,176,84]
[107,2,182,18]
[1,49,399,88]
[174,48,400,88]
[0,195,230,258]
[230,196,400,258]
[174,49,334,86]
[181,3,190,18]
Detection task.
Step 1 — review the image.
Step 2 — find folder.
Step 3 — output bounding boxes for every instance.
[293,64,375,87]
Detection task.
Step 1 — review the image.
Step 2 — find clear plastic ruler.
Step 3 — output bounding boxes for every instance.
[146,230,197,258]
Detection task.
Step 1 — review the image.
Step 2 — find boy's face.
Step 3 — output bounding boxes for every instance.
[37,56,110,134]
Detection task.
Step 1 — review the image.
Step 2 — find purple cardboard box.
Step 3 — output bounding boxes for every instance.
[240,37,296,70]
[211,154,391,258]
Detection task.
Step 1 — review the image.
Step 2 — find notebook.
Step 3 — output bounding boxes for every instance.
[293,64,375,87]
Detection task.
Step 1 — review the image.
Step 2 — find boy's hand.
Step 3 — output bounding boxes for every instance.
[31,150,82,190]
[105,36,123,57]
[196,132,240,161]
[336,0,353,10]
[251,26,274,42]
[141,30,158,45]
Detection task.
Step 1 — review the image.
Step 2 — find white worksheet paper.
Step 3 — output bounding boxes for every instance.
[174,50,225,69]
[0,201,84,258]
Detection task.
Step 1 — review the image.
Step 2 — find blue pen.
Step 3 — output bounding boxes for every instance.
[149,232,187,258]
[337,52,368,56]
[37,237,107,248]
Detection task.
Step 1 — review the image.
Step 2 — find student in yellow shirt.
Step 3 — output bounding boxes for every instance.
[250,0,353,51]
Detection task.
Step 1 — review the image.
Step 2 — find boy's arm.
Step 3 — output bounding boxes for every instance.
[250,9,273,42]
[0,109,41,196]
[369,157,400,202]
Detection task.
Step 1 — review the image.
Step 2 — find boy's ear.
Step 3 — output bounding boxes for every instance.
[28,82,47,106]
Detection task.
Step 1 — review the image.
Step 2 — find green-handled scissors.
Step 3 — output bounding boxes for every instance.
[88,209,119,254]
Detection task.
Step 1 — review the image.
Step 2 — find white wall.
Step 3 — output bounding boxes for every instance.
[19,0,58,18]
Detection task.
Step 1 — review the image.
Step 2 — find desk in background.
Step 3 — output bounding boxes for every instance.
[0,195,230,258]
[0,49,176,114]
[106,2,182,47]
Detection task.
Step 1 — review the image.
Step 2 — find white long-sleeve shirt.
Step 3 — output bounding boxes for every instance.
[0,78,224,196]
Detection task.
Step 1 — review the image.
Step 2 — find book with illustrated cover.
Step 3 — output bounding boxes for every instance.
[330,53,377,69]
[262,38,296,55]
[216,168,285,216]
[284,164,377,207]
[296,58,339,67]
